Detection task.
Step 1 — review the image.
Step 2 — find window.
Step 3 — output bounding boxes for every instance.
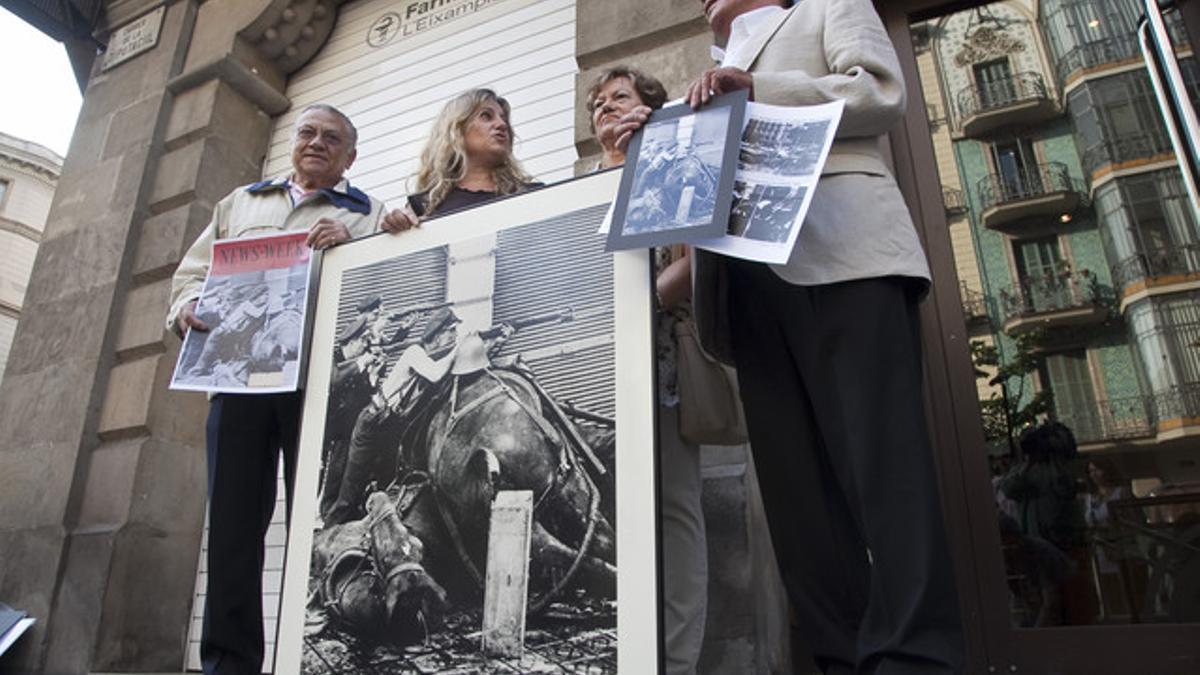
[0,179,8,210]
[1097,169,1200,288]
[1041,0,1153,79]
[1068,70,1175,174]
[1040,350,1101,441]
[1128,291,1200,395]
[1013,236,1070,312]
[991,138,1041,199]
[974,58,1016,109]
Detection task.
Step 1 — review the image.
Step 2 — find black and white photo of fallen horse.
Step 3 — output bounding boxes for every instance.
[300,204,623,674]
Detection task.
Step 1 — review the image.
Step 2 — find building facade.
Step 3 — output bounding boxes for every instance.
[2,0,1199,672]
[914,0,1200,630]
[0,132,61,384]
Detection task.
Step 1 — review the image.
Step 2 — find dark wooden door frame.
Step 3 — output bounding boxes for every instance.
[875,1,1200,672]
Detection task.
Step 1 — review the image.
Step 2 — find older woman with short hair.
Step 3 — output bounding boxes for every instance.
[384,88,539,230]
[586,66,668,170]
[587,65,707,675]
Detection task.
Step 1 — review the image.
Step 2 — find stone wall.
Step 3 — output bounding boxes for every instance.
[0,1,345,671]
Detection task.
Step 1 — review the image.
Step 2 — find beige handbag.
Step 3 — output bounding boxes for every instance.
[673,317,748,446]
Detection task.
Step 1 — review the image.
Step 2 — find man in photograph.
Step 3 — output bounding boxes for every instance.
[683,0,966,672]
[184,284,270,382]
[326,307,462,525]
[166,103,386,675]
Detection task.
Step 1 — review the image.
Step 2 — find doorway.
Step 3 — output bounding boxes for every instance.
[878,0,1200,671]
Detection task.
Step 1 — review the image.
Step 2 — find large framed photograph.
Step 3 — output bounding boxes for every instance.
[169,230,317,393]
[275,171,661,674]
[605,90,748,251]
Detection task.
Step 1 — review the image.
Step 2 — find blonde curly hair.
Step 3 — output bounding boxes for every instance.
[412,88,533,215]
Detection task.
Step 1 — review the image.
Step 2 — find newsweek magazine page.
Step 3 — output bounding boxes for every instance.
[170,230,316,394]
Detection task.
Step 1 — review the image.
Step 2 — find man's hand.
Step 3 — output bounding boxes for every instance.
[687,67,754,109]
[177,299,209,335]
[382,204,420,234]
[307,217,351,249]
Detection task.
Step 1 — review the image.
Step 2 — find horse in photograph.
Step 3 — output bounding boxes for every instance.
[308,491,448,644]
[400,359,617,612]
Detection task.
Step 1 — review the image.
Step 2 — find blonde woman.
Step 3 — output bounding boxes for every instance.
[383,89,540,231]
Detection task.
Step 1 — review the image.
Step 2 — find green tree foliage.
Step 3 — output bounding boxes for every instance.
[971,330,1054,453]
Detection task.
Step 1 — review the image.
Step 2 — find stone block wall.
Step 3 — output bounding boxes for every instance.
[0,0,344,671]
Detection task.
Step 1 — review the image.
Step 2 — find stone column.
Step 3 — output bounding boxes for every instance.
[0,1,343,672]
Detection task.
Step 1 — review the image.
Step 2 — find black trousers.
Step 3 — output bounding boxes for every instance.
[202,392,302,675]
[726,261,964,674]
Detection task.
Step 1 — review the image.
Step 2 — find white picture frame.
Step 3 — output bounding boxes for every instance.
[274,170,661,674]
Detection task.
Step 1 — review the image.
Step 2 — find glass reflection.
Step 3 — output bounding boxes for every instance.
[911,0,1200,627]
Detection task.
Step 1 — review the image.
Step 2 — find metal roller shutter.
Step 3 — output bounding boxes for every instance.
[187,0,577,668]
[492,203,614,419]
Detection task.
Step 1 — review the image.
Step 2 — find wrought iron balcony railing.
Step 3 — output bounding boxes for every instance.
[1111,244,1200,292]
[998,269,1106,324]
[1080,129,1175,177]
[1050,13,1190,86]
[957,71,1052,120]
[977,162,1080,214]
[960,282,990,324]
[1151,382,1200,423]
[1053,34,1143,84]
[1055,385,1200,443]
[1053,393,1156,444]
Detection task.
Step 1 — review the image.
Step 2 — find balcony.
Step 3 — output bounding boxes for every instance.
[1051,13,1190,88]
[1054,34,1142,86]
[956,72,1059,137]
[1151,382,1200,430]
[1080,130,1175,179]
[943,186,968,217]
[960,282,990,326]
[999,269,1109,334]
[977,162,1086,232]
[1054,394,1155,445]
[1111,244,1200,297]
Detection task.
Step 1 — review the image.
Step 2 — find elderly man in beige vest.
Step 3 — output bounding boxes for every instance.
[167,104,385,675]
[682,1,965,672]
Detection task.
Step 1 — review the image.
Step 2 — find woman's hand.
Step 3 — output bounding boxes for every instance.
[382,203,421,233]
[598,106,652,168]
